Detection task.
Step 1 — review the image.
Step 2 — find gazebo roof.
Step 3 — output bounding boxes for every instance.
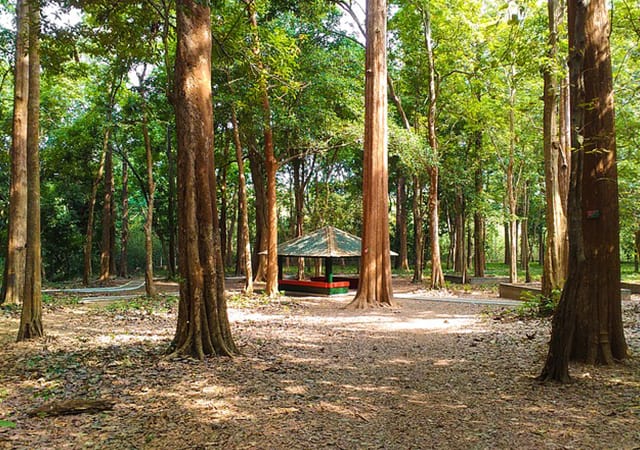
[276,226,397,258]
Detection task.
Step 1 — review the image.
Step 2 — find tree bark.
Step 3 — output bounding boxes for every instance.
[170,0,237,359]
[248,137,268,281]
[119,148,129,278]
[412,177,425,283]
[420,5,444,289]
[542,0,569,298]
[99,141,114,281]
[507,63,518,284]
[166,124,177,278]
[473,138,486,277]
[349,0,394,308]
[453,189,466,283]
[18,0,42,340]
[539,0,629,382]
[3,0,29,305]
[521,182,531,283]
[229,93,253,293]
[141,88,156,297]
[219,136,229,266]
[395,176,410,271]
[246,0,278,296]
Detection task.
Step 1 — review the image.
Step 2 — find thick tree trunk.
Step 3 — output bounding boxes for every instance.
[3,0,29,305]
[170,0,237,359]
[539,0,629,382]
[542,0,569,298]
[18,0,42,340]
[119,152,129,278]
[349,0,394,308]
[229,94,253,293]
[395,176,410,271]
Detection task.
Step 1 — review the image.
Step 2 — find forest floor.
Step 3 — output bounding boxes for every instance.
[1,277,639,449]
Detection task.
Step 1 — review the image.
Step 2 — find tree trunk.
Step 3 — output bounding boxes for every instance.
[219,136,229,267]
[453,189,466,283]
[507,63,518,284]
[3,0,29,305]
[141,93,156,297]
[473,146,486,277]
[18,0,42,340]
[248,138,268,281]
[166,124,177,279]
[246,0,278,297]
[539,0,629,382]
[412,177,425,284]
[419,5,444,290]
[119,148,129,278]
[349,0,394,308]
[83,138,107,285]
[635,229,640,273]
[395,176,410,271]
[292,157,306,280]
[99,142,114,281]
[542,0,569,298]
[170,0,237,359]
[229,95,253,293]
[521,182,531,283]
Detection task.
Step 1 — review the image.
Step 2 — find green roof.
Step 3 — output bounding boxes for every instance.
[276,226,397,258]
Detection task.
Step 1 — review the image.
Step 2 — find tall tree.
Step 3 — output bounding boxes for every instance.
[349,0,394,308]
[542,0,570,298]
[18,0,42,340]
[245,0,278,296]
[170,0,237,359]
[420,3,445,289]
[137,67,156,297]
[538,0,629,382]
[2,0,29,305]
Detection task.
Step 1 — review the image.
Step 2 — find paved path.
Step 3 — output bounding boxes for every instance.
[44,280,145,294]
[394,292,522,307]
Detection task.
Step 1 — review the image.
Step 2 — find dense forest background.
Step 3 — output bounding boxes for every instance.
[0,0,638,283]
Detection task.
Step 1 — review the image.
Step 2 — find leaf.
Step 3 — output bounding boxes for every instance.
[0,420,16,428]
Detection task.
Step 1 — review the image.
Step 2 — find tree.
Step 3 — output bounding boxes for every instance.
[538,0,629,382]
[18,0,43,340]
[348,0,394,308]
[3,0,29,305]
[542,0,570,298]
[170,0,237,359]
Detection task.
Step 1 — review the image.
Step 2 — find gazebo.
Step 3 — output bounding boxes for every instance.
[275,226,396,295]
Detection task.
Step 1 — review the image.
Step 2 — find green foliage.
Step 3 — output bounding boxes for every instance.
[516,289,559,318]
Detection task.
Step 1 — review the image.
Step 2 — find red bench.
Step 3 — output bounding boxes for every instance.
[278,279,350,295]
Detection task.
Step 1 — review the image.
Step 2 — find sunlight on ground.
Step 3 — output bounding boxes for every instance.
[230,309,480,333]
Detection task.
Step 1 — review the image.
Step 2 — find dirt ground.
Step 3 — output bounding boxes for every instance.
[1,278,639,449]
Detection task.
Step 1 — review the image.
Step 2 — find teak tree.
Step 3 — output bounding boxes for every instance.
[170,0,237,359]
[18,0,43,340]
[3,0,29,305]
[349,0,394,308]
[538,0,629,382]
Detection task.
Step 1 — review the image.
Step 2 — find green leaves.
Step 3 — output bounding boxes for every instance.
[0,420,16,429]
